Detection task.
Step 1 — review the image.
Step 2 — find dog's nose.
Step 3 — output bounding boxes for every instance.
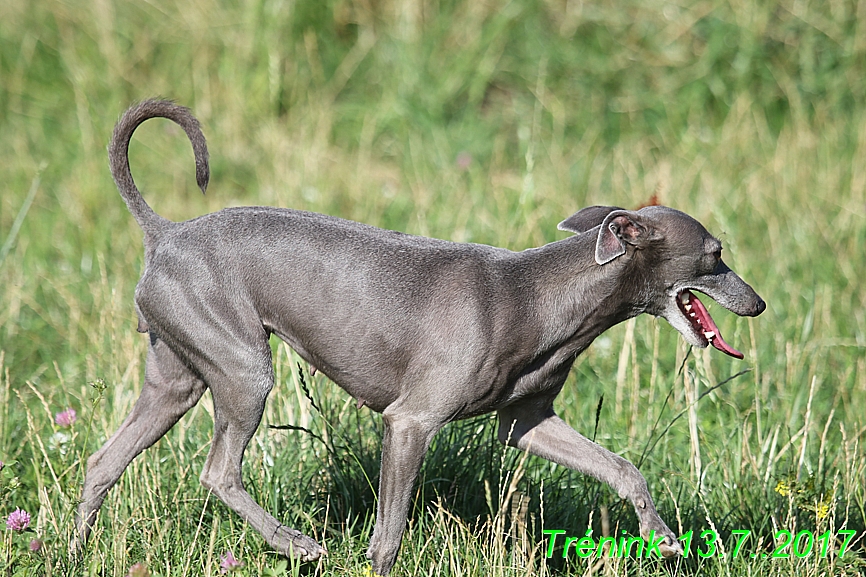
[753,298,766,316]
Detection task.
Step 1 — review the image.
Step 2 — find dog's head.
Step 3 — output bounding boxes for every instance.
[558,205,766,359]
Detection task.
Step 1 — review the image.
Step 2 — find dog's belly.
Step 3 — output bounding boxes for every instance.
[267,325,405,413]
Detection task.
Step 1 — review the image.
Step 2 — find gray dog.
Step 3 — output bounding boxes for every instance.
[76,100,765,575]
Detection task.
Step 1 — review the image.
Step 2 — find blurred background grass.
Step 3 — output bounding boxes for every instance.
[1,0,865,575]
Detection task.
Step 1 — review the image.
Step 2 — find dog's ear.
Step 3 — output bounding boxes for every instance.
[557,206,625,234]
[595,210,660,265]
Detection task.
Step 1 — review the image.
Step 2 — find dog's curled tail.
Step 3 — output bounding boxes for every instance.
[109,99,209,234]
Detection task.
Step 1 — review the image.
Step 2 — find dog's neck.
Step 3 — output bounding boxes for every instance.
[515,234,651,356]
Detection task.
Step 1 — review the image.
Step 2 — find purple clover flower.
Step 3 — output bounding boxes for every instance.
[55,408,77,428]
[219,551,244,573]
[5,508,31,532]
[126,562,150,577]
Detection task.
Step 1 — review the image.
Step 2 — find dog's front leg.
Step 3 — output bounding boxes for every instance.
[367,411,442,575]
[497,403,683,557]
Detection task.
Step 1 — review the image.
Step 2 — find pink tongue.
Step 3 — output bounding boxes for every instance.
[688,292,744,359]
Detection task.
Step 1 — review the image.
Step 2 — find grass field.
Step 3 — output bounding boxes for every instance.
[1,0,865,575]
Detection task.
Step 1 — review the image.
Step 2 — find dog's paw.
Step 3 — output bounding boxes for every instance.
[366,540,400,576]
[640,521,683,559]
[658,533,684,558]
[274,525,326,561]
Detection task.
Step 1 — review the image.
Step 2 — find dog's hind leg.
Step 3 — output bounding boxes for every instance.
[196,345,326,562]
[76,336,206,544]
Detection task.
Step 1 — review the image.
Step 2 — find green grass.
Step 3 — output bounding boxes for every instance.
[1,0,865,575]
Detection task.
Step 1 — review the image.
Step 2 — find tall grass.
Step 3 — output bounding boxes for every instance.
[1,0,865,575]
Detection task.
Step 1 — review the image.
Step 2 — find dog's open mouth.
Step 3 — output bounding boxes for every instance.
[676,290,744,359]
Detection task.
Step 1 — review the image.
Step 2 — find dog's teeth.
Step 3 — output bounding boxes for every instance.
[704,331,715,340]
[689,312,696,318]
[684,304,692,312]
